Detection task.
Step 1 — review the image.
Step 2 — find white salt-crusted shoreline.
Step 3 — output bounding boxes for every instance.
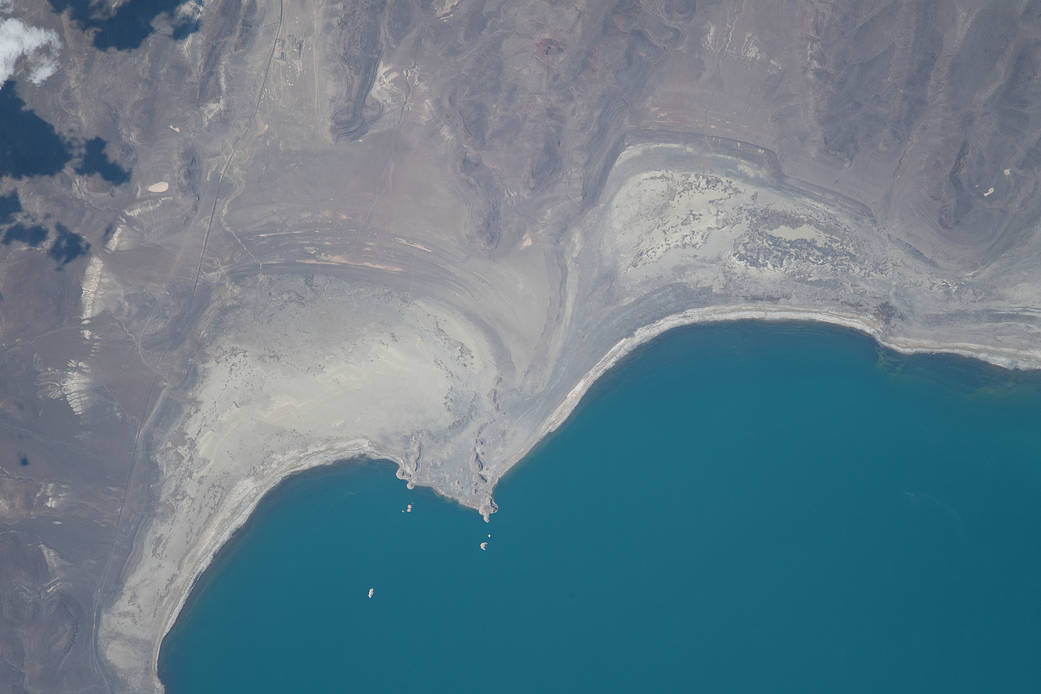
[148,304,1041,691]
[146,440,383,687]
[487,304,1041,517]
[534,304,1041,453]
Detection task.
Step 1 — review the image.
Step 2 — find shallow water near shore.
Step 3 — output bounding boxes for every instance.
[159,321,1041,693]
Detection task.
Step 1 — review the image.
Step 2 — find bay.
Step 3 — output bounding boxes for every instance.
[159,322,1041,693]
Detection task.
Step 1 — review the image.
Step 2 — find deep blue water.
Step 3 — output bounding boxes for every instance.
[0,191,21,224]
[2,223,48,247]
[49,224,90,265]
[48,0,197,50]
[0,80,129,186]
[159,322,1041,693]
[0,80,72,179]
[76,137,130,184]
[0,80,107,262]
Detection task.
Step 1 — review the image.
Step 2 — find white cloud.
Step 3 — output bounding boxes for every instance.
[0,17,62,87]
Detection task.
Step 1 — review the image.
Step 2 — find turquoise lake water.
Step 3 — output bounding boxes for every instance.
[159,322,1041,693]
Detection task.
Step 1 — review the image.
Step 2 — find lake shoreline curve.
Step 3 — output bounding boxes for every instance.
[150,303,1041,692]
